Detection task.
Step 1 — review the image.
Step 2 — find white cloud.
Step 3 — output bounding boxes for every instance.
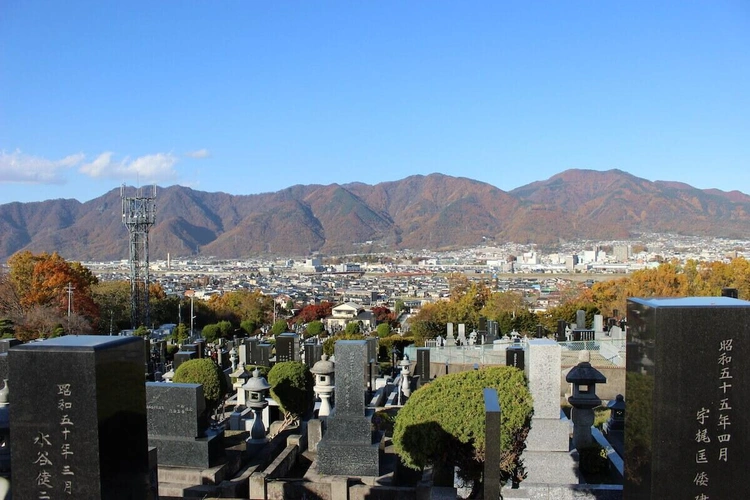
[185,148,210,159]
[0,150,84,184]
[80,152,179,182]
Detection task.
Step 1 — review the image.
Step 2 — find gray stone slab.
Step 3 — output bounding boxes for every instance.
[146,382,207,439]
[525,339,562,420]
[333,340,368,417]
[9,335,151,499]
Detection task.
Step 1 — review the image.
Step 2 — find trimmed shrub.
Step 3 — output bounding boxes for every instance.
[270,319,288,336]
[267,361,314,424]
[376,323,391,338]
[305,320,325,338]
[173,358,228,412]
[393,366,532,488]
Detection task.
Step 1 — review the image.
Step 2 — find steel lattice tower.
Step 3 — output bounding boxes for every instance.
[121,185,156,329]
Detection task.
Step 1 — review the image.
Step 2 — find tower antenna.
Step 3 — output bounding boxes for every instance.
[121,183,157,329]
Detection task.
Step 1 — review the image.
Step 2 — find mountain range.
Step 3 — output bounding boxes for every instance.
[2,169,749,262]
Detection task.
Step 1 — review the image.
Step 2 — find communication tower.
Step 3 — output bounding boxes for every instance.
[121,184,156,329]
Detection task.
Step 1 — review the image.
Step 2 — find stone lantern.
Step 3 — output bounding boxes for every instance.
[604,394,625,432]
[566,352,607,449]
[230,362,251,407]
[311,354,335,417]
[242,368,271,444]
[398,354,411,404]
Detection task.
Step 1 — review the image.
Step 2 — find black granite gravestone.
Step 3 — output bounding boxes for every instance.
[483,388,501,500]
[146,382,223,469]
[276,333,299,362]
[416,347,430,385]
[317,340,380,476]
[557,319,567,342]
[254,343,272,367]
[245,337,259,363]
[625,297,750,500]
[506,343,525,370]
[10,335,151,499]
[173,349,197,370]
[304,342,323,371]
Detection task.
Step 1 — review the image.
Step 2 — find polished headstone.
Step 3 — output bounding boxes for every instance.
[173,349,197,370]
[416,347,430,385]
[145,382,223,469]
[146,383,207,438]
[10,335,151,499]
[304,342,323,370]
[276,333,299,362]
[254,343,272,367]
[317,340,380,476]
[625,297,750,500]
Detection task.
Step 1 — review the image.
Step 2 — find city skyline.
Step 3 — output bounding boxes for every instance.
[2,1,749,204]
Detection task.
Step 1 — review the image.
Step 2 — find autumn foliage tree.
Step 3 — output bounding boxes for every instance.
[3,251,99,339]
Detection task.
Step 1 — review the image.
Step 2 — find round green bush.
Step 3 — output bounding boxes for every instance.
[267,361,314,422]
[393,366,533,487]
[173,358,228,411]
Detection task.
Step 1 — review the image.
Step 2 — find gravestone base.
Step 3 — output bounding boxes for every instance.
[149,428,224,469]
[316,438,381,477]
[521,450,580,484]
[525,417,570,452]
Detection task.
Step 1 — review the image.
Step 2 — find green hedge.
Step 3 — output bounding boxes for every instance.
[393,366,532,486]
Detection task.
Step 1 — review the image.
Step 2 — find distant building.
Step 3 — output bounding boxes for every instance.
[324,302,375,332]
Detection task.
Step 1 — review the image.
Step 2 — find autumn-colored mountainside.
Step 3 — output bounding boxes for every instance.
[1,169,749,261]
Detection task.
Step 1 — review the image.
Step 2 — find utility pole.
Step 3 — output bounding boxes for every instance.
[190,294,195,339]
[66,282,74,317]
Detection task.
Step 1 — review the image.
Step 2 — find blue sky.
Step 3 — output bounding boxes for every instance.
[1,1,748,204]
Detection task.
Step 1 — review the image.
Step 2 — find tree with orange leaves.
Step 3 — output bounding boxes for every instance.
[4,251,99,339]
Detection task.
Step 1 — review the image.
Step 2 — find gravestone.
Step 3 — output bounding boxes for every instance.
[625,297,750,499]
[486,319,499,343]
[576,309,587,330]
[521,339,577,484]
[316,340,380,476]
[506,342,525,370]
[245,337,259,364]
[557,319,567,342]
[416,347,430,385]
[276,333,299,362]
[238,340,250,366]
[10,335,152,499]
[445,323,455,347]
[146,382,223,469]
[194,339,206,358]
[483,389,501,500]
[304,342,323,371]
[365,337,379,390]
[173,349,197,370]
[254,343,272,367]
[477,316,487,341]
